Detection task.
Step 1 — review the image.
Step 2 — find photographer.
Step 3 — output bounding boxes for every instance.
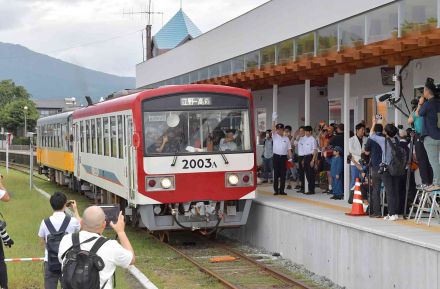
[409,95,433,190]
[0,175,11,289]
[369,120,403,221]
[416,77,440,191]
[38,192,80,289]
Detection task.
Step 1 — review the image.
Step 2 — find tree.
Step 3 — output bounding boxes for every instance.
[0,99,39,135]
[0,80,30,107]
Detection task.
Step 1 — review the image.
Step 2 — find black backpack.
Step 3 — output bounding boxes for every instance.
[61,232,109,289]
[385,138,406,176]
[44,216,71,273]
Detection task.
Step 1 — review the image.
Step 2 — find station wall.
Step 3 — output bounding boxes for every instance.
[137,0,395,87]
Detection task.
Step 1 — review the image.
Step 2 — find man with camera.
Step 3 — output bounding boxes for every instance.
[0,175,11,289]
[368,119,405,221]
[416,77,440,191]
[38,192,81,289]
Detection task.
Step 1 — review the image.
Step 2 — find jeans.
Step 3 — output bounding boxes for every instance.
[424,136,440,185]
[350,165,361,189]
[262,157,273,181]
[415,135,433,185]
[382,172,400,216]
[371,169,383,216]
[44,262,62,289]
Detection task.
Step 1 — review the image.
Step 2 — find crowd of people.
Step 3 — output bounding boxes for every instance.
[260,77,440,221]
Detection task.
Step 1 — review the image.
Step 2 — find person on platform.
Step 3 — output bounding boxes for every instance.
[271,112,292,195]
[329,123,344,150]
[293,126,305,192]
[298,126,318,195]
[416,77,440,191]
[348,123,367,199]
[261,129,273,183]
[330,146,344,200]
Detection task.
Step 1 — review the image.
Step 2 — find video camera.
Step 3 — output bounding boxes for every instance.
[0,218,13,248]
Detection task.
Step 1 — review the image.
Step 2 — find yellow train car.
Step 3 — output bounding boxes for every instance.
[36,111,75,186]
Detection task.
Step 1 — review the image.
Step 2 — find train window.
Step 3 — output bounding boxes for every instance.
[117,115,123,159]
[86,120,90,153]
[143,109,252,155]
[80,121,84,152]
[97,118,102,155]
[91,119,96,154]
[57,123,61,148]
[103,117,109,156]
[110,116,116,158]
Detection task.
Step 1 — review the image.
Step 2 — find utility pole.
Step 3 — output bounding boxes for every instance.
[123,0,163,61]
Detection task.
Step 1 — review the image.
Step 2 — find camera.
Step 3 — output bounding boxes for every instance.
[378,162,388,174]
[358,158,367,167]
[0,220,13,248]
[66,200,74,207]
[346,153,352,164]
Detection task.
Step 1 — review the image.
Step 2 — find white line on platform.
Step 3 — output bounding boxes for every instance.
[33,185,158,289]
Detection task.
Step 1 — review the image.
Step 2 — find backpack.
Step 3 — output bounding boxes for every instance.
[61,232,109,289]
[385,138,406,176]
[44,216,71,273]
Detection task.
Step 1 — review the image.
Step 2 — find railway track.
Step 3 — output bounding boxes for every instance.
[2,162,317,289]
[150,232,316,289]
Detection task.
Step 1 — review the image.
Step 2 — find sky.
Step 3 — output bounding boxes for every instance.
[0,0,268,77]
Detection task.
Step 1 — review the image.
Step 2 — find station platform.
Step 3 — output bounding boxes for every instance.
[225,184,440,289]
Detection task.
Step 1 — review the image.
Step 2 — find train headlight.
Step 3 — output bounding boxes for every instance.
[228,174,239,186]
[160,177,172,189]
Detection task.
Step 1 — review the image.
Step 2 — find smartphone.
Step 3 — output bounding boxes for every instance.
[98,204,120,228]
[375,114,383,120]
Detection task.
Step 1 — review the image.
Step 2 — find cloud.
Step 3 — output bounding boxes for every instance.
[0,0,269,76]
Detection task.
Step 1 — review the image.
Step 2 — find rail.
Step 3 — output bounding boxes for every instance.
[149,231,316,289]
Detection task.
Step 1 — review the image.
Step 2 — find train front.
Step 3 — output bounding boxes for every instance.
[137,87,256,232]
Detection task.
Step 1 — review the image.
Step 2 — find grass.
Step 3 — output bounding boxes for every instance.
[0,167,226,289]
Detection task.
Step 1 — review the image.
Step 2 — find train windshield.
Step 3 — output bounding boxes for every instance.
[144,109,252,155]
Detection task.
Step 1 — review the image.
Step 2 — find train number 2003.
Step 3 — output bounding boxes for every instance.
[182,158,217,169]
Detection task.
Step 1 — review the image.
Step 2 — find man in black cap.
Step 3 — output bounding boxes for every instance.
[271,112,292,195]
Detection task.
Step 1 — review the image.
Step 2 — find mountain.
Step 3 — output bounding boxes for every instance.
[0,42,135,101]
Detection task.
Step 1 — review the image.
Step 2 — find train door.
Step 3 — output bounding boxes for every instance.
[125,116,136,205]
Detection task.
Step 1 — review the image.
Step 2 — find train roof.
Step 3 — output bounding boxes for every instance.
[73,84,251,119]
[37,111,73,126]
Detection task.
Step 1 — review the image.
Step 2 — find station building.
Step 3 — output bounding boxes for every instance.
[136,0,440,197]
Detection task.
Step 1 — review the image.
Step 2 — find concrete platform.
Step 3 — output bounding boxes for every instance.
[225,184,440,289]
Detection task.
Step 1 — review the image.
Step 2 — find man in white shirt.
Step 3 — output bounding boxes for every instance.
[0,175,11,289]
[219,129,238,151]
[58,206,135,289]
[271,112,292,195]
[348,123,367,191]
[38,192,81,289]
[298,126,318,194]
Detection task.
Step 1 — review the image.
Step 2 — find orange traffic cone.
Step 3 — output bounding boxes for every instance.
[345,178,366,216]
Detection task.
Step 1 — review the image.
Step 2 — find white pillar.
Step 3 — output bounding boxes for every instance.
[394,65,402,126]
[273,84,278,114]
[305,80,311,125]
[343,73,350,200]
[304,80,311,192]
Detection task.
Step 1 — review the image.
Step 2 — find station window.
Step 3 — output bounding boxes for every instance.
[80,121,84,152]
[91,119,96,154]
[103,117,109,156]
[110,116,116,158]
[97,118,102,155]
[117,115,123,159]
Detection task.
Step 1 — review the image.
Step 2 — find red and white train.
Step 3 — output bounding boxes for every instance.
[37,85,256,234]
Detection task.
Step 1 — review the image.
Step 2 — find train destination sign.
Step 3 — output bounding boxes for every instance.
[180,97,212,106]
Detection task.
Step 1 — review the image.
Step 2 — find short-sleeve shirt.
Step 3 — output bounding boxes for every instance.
[411,111,423,135]
[272,133,291,155]
[298,136,317,156]
[0,189,6,200]
[58,231,133,289]
[419,99,440,140]
[38,211,80,261]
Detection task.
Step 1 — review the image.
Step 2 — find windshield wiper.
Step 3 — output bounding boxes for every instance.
[218,147,229,165]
